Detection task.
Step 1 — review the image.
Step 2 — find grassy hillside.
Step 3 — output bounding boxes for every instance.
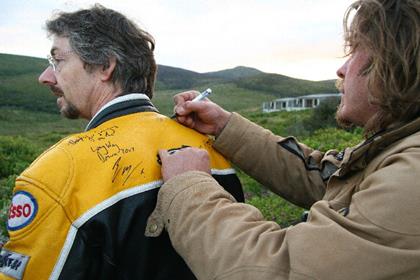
[236,73,337,97]
[204,66,263,80]
[0,107,86,138]
[0,54,58,113]
[0,53,338,135]
[0,53,337,116]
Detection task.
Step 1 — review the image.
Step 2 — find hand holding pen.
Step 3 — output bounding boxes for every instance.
[171,88,232,137]
[171,88,212,118]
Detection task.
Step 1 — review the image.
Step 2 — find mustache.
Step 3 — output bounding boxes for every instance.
[335,79,344,92]
[49,85,64,95]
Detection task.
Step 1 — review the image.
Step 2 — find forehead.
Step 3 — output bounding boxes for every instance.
[50,36,72,55]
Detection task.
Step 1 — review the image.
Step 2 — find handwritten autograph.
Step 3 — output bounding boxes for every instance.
[112,157,143,185]
[90,141,135,163]
[67,126,118,145]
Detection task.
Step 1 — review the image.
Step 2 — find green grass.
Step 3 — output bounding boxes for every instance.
[237,169,304,227]
[301,127,363,151]
[0,136,42,239]
[0,107,86,138]
[244,110,312,136]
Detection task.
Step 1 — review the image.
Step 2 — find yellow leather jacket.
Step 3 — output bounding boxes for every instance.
[0,94,243,279]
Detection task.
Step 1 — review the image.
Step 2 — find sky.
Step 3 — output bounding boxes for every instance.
[0,0,354,81]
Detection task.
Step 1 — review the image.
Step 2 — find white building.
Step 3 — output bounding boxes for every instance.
[262,93,341,113]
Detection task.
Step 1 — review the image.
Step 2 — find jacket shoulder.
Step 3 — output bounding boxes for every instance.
[356,130,420,235]
[145,114,234,170]
[20,136,74,198]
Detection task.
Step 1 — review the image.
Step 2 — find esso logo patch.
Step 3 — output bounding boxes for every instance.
[7,191,38,231]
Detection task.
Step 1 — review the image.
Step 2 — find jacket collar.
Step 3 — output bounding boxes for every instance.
[85,93,158,131]
[338,116,420,176]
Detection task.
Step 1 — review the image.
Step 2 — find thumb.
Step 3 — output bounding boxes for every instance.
[158,149,169,163]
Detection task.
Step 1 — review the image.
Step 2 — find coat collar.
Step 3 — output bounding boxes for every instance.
[338,116,420,177]
[85,93,158,131]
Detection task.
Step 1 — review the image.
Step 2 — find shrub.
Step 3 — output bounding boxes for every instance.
[0,175,16,243]
[247,193,304,227]
[0,136,39,178]
[237,160,304,227]
[0,136,40,242]
[302,98,340,131]
[301,127,363,152]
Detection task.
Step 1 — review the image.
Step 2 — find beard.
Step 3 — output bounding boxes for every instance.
[50,85,81,119]
[60,101,80,119]
[335,102,353,129]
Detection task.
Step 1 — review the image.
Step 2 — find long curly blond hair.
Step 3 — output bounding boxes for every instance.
[343,0,420,134]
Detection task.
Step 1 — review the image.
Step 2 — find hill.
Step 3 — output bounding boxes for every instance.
[155,63,338,97]
[204,66,263,80]
[0,54,59,113]
[0,53,338,127]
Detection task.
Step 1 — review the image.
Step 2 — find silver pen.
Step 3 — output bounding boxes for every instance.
[191,88,212,102]
[171,88,212,118]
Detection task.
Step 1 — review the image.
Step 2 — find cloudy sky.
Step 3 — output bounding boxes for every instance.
[0,0,354,81]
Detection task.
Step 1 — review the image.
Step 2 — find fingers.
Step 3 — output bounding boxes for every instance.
[176,99,211,118]
[158,148,211,182]
[173,91,200,118]
[175,101,210,131]
[184,99,209,112]
[171,89,230,136]
[173,91,200,106]
[176,115,195,129]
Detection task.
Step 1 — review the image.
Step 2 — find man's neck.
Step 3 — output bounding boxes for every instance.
[88,85,122,120]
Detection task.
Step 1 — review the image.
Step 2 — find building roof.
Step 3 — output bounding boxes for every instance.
[272,93,341,102]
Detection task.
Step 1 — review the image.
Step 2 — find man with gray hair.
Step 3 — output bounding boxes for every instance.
[0,4,243,279]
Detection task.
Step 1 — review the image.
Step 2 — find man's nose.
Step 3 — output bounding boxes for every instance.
[38,66,56,85]
[336,59,348,79]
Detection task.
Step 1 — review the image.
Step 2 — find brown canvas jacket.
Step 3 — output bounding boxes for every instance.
[146,113,420,280]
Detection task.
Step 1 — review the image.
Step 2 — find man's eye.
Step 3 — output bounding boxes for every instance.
[54,58,64,65]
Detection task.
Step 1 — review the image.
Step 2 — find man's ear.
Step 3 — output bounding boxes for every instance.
[100,56,117,82]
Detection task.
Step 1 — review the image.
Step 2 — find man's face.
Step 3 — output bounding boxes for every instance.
[336,49,379,127]
[38,36,98,120]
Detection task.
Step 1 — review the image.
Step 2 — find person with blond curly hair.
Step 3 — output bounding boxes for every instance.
[146,0,420,279]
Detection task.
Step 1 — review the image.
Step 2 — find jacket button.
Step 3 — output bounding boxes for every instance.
[149,224,158,233]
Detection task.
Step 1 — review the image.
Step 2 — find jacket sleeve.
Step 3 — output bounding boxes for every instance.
[147,160,420,280]
[0,147,74,279]
[214,113,334,208]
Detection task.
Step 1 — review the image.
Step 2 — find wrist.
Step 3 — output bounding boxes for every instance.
[215,111,232,138]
